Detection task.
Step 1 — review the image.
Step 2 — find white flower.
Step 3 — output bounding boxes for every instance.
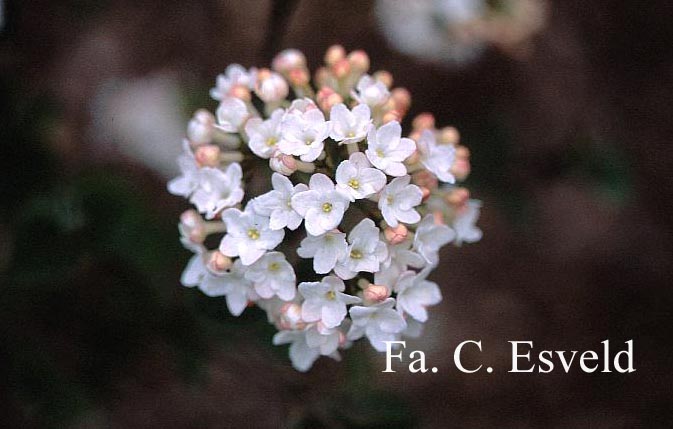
[167,141,199,198]
[210,64,254,100]
[376,239,425,287]
[394,268,441,322]
[245,251,296,301]
[187,109,216,144]
[347,298,407,352]
[273,325,341,372]
[453,199,483,245]
[180,251,208,288]
[299,276,361,328]
[200,259,256,316]
[378,176,423,227]
[352,75,390,107]
[254,71,289,103]
[215,97,249,133]
[219,204,285,265]
[329,103,371,145]
[189,163,244,220]
[291,173,350,236]
[417,129,456,183]
[297,230,348,274]
[285,97,318,116]
[272,49,307,73]
[365,121,416,176]
[245,108,284,159]
[334,218,388,280]
[253,173,308,230]
[335,152,386,201]
[278,108,331,162]
[413,214,455,265]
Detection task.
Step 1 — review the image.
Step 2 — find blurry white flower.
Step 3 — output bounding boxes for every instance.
[190,163,244,219]
[272,49,307,73]
[394,268,442,322]
[376,239,426,287]
[178,209,207,252]
[299,276,361,328]
[219,204,285,265]
[413,214,455,265]
[329,103,372,145]
[180,251,208,288]
[278,108,331,162]
[210,64,254,100]
[291,173,350,236]
[378,175,423,227]
[245,108,284,159]
[365,121,416,176]
[453,199,483,245]
[417,129,456,183]
[215,97,249,133]
[297,230,348,274]
[348,298,407,352]
[167,141,200,198]
[198,259,256,317]
[253,173,308,230]
[335,152,386,201]
[273,325,340,372]
[352,75,390,107]
[334,218,388,280]
[245,251,296,301]
[254,70,289,103]
[187,109,216,144]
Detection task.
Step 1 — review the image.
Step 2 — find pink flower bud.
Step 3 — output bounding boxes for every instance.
[391,87,411,114]
[373,70,393,88]
[254,69,289,103]
[269,153,297,176]
[272,49,307,73]
[446,187,470,210]
[317,86,343,112]
[332,58,351,79]
[439,126,460,145]
[363,284,390,304]
[382,109,401,124]
[325,45,346,65]
[187,109,215,144]
[208,251,232,274]
[179,209,206,244]
[384,224,409,245]
[194,144,221,167]
[288,68,309,86]
[412,112,435,131]
[412,170,439,190]
[229,85,251,101]
[279,303,305,330]
[348,50,370,72]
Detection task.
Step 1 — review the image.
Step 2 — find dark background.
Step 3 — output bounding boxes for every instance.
[1,0,672,427]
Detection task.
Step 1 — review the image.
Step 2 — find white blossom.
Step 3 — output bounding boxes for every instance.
[219,204,285,265]
[417,129,456,183]
[190,163,244,220]
[299,276,361,328]
[245,251,296,301]
[187,109,216,144]
[180,251,208,288]
[453,199,483,245]
[413,214,455,265]
[335,152,386,201]
[278,108,331,162]
[210,64,254,100]
[245,108,284,159]
[329,103,372,145]
[215,97,249,133]
[365,121,416,176]
[167,141,200,198]
[254,71,289,103]
[291,173,350,236]
[378,175,423,227]
[334,218,388,280]
[200,259,256,316]
[394,268,441,322]
[376,239,425,287]
[253,173,308,230]
[273,325,340,372]
[297,230,348,274]
[347,298,407,352]
[352,75,390,107]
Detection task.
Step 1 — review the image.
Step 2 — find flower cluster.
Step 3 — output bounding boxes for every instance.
[169,46,482,371]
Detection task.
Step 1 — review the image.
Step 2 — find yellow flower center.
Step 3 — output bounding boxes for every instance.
[350,249,363,259]
[347,131,355,138]
[247,228,260,240]
[386,195,394,205]
[322,202,333,213]
[348,178,360,190]
[305,138,313,145]
[376,149,385,158]
[268,262,280,271]
[265,137,277,147]
[326,290,336,301]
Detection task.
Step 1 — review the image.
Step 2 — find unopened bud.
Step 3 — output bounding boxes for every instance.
[270,153,297,176]
[412,170,439,190]
[384,224,409,245]
[382,109,400,124]
[272,49,307,73]
[208,251,232,273]
[391,87,411,114]
[446,187,470,209]
[314,67,330,87]
[412,112,435,131]
[439,126,460,145]
[194,144,221,167]
[317,86,343,112]
[254,69,289,103]
[348,50,370,72]
[455,145,470,159]
[279,303,305,330]
[229,85,251,101]
[332,58,351,79]
[433,210,445,225]
[373,70,393,88]
[325,44,346,65]
[363,284,390,304]
[179,209,206,244]
[451,158,471,181]
[420,186,431,201]
[187,109,215,144]
[288,68,309,86]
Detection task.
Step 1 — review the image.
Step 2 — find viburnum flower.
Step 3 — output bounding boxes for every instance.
[365,121,416,176]
[190,164,244,219]
[413,214,455,265]
[253,173,308,230]
[245,108,284,159]
[347,298,407,352]
[416,129,456,183]
[291,173,350,236]
[334,218,388,280]
[297,229,348,274]
[169,46,483,371]
[329,103,372,145]
[278,108,331,162]
[245,251,296,301]
[394,267,442,322]
[335,152,386,201]
[378,175,423,227]
[299,276,361,328]
[219,204,284,265]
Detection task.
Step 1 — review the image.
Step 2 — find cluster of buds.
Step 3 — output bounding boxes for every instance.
[168,46,483,371]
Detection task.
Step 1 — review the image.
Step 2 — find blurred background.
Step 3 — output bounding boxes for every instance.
[1,0,672,427]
